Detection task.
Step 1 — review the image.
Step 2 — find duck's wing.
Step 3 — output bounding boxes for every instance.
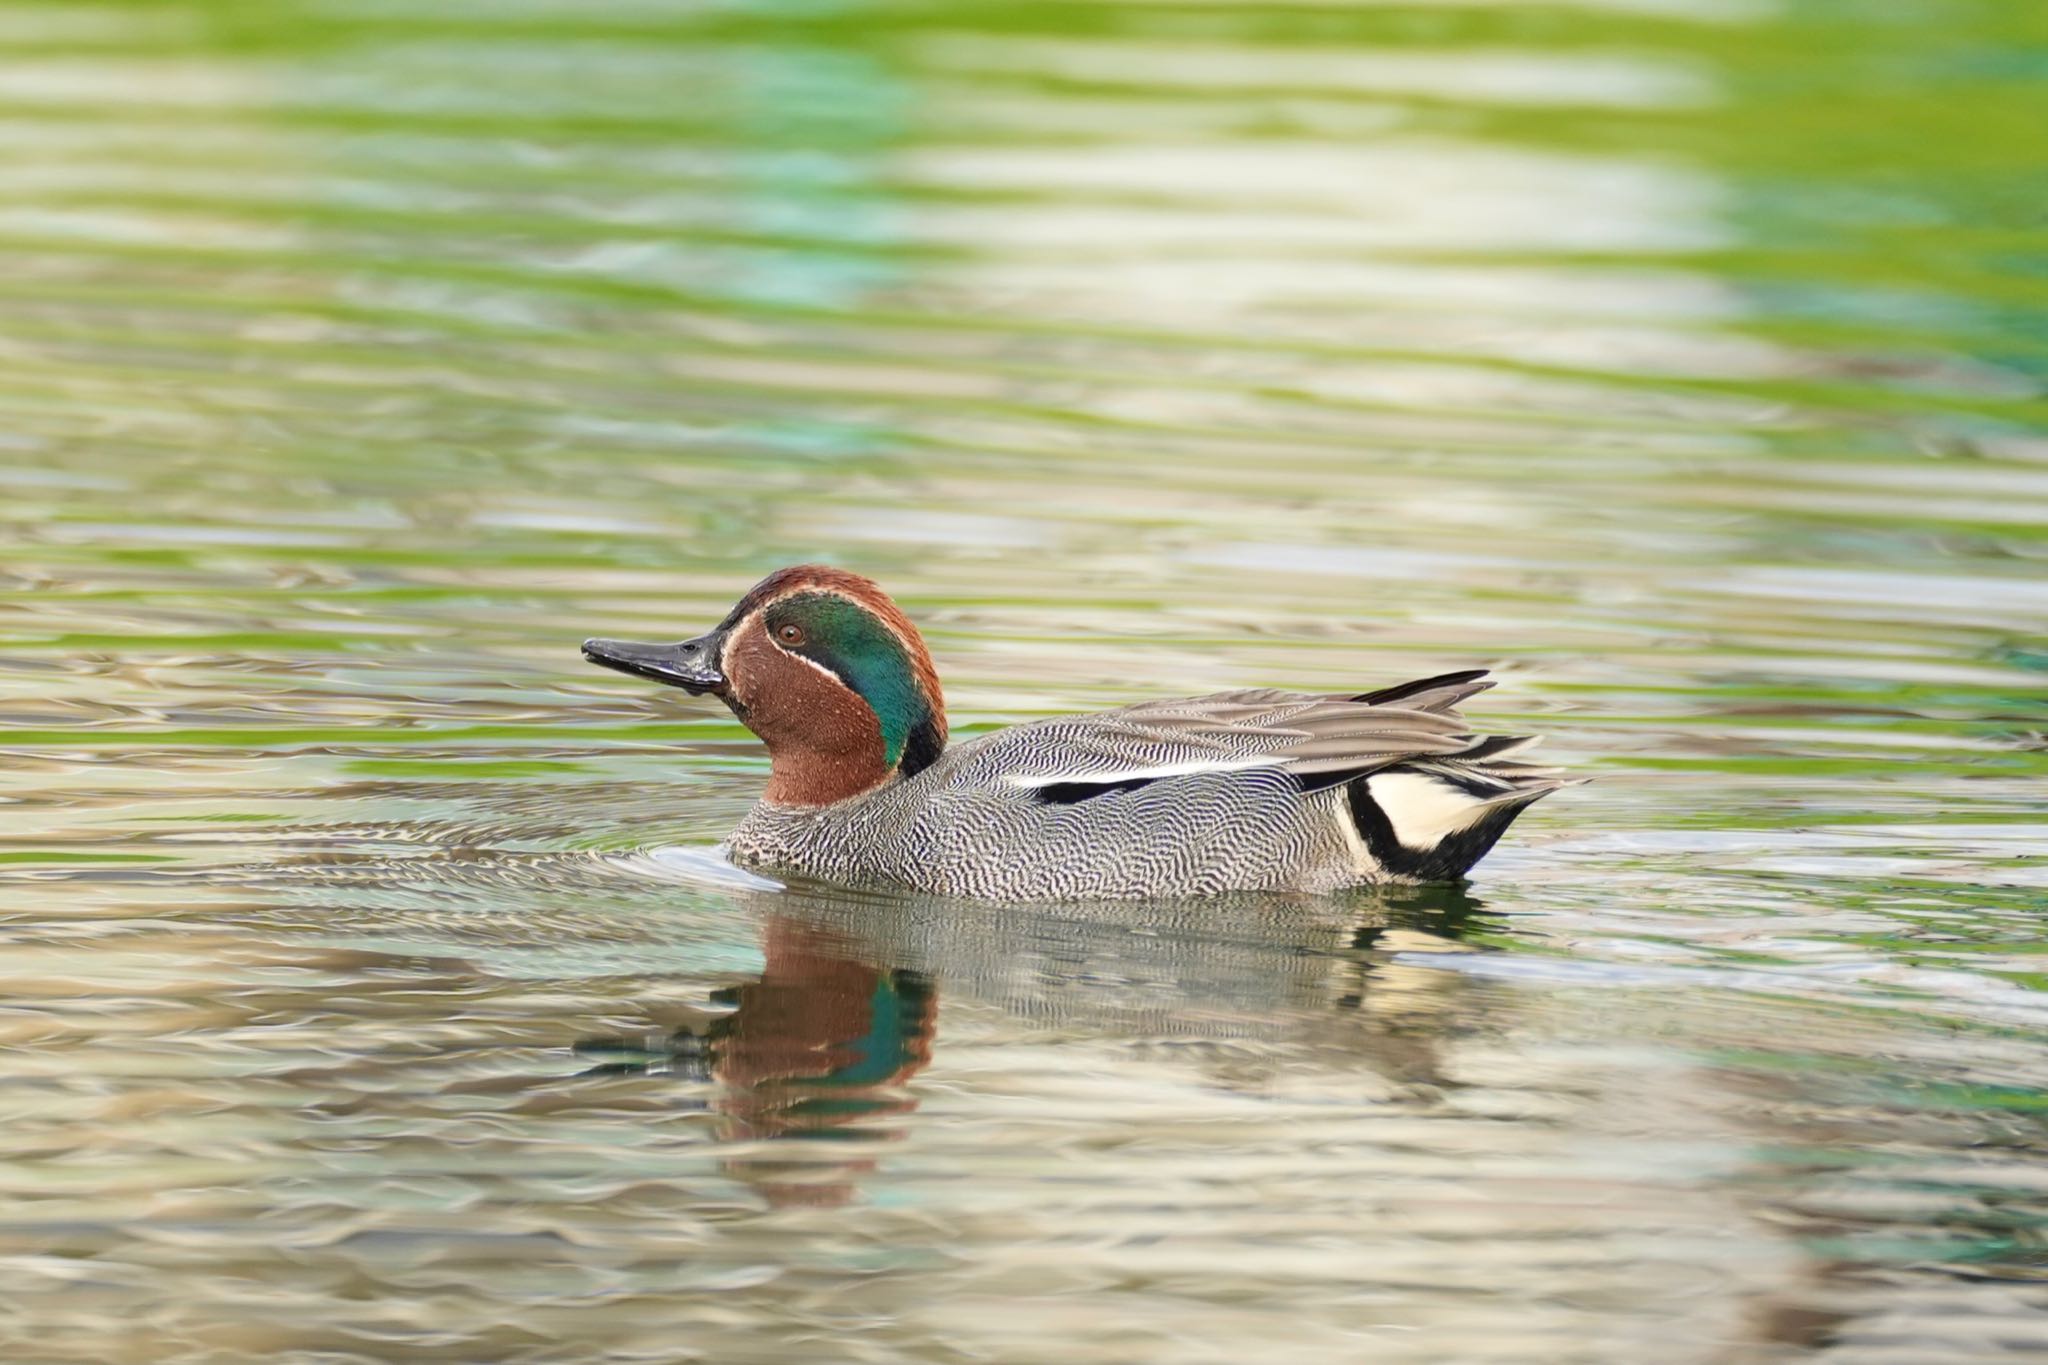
[1350,668,1494,714]
[965,677,1492,797]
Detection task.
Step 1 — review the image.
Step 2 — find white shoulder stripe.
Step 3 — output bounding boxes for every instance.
[1006,756,1278,789]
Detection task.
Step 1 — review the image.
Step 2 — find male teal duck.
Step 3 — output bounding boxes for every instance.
[583,565,1572,900]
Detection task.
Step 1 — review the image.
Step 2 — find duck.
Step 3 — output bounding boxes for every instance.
[582,565,1573,901]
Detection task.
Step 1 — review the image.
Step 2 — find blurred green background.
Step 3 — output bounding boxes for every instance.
[2,0,2046,1360]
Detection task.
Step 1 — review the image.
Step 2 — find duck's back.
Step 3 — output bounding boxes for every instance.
[726,675,1571,900]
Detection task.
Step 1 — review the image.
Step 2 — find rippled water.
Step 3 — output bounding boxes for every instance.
[4,0,2047,1359]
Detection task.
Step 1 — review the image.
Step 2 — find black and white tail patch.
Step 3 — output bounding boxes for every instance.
[1343,765,1549,882]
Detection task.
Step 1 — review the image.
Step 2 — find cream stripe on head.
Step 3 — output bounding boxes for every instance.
[724,601,858,693]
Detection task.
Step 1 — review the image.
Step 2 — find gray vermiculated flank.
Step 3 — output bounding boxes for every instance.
[724,679,1572,900]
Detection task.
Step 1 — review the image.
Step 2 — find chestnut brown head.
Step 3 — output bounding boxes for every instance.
[583,565,946,806]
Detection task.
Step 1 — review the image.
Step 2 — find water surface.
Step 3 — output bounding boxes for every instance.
[3,0,2047,1359]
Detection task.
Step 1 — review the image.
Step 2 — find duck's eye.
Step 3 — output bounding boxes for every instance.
[775,623,805,647]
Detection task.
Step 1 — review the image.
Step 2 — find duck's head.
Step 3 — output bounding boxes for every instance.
[582,565,946,807]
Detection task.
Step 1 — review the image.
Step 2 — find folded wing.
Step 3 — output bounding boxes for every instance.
[975,673,1505,800]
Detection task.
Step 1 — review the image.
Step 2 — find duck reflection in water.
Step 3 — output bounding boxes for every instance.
[575,882,1488,1205]
[576,916,937,1204]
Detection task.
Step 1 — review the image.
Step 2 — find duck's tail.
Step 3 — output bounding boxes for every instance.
[1343,738,1576,882]
[1343,671,1579,882]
